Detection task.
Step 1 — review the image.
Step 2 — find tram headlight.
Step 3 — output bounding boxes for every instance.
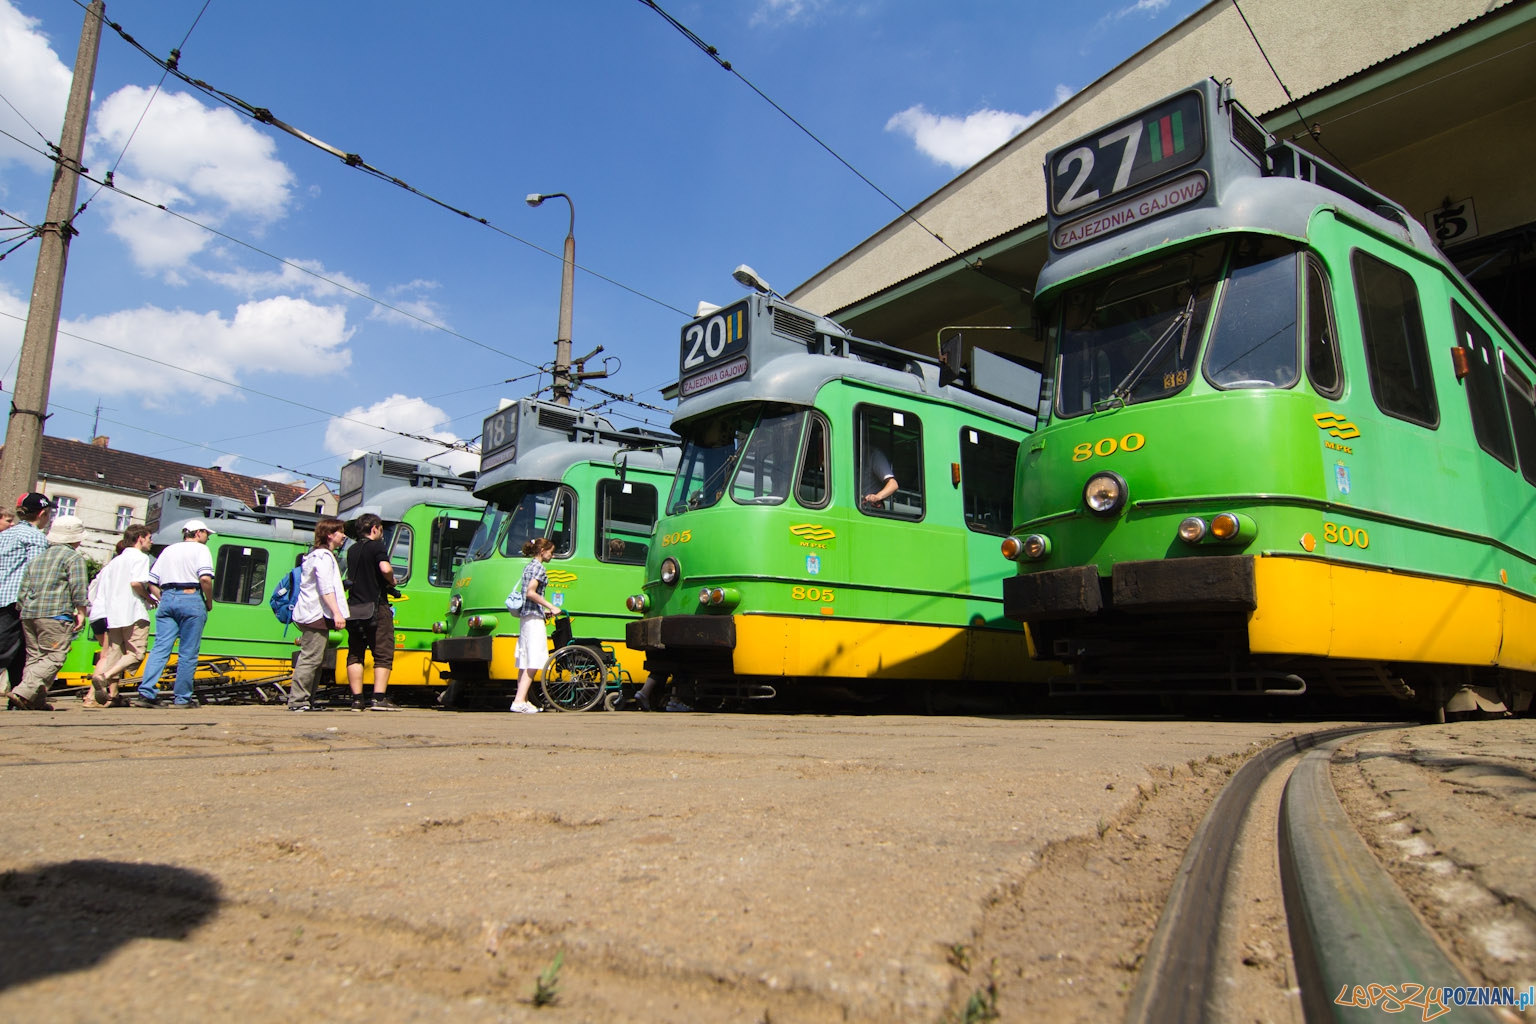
[625,594,649,613]
[660,557,680,586]
[1210,512,1257,543]
[1003,534,1051,561]
[1177,516,1208,544]
[698,587,713,606]
[467,614,498,634]
[1083,472,1128,517]
[448,594,462,615]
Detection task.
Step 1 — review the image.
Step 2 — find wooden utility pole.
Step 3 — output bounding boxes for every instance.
[0,0,104,502]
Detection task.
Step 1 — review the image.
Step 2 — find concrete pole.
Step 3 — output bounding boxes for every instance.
[525,192,575,406]
[0,0,104,502]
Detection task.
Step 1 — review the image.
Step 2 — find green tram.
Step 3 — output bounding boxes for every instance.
[334,452,485,690]
[1002,78,1535,716]
[430,398,678,705]
[59,488,327,685]
[624,283,1057,706]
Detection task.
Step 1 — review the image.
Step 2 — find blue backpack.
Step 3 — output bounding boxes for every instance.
[269,566,303,625]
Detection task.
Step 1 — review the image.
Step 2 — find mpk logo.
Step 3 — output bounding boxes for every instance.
[1313,412,1360,440]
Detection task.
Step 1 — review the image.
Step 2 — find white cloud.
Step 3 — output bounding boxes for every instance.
[886,106,1040,170]
[367,279,447,331]
[749,0,831,28]
[0,0,72,176]
[200,258,370,302]
[52,295,353,405]
[86,86,296,274]
[886,86,1076,170]
[323,394,478,475]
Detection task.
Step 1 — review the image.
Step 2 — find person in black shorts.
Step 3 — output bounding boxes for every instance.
[344,514,401,711]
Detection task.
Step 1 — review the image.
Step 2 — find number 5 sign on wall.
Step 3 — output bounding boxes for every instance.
[1425,197,1478,245]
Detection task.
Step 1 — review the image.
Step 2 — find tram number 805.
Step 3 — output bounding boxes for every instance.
[1323,522,1369,548]
[791,586,835,602]
[1072,433,1146,462]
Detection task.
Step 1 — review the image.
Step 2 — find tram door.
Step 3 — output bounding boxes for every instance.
[848,403,964,622]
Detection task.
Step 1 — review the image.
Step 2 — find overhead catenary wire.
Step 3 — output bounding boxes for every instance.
[63,0,690,320]
[635,0,981,270]
[1229,0,1360,179]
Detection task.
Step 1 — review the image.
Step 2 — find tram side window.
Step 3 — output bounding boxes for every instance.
[856,405,923,520]
[428,515,480,586]
[1353,251,1438,428]
[795,413,830,509]
[596,479,657,565]
[1452,304,1516,469]
[960,428,1018,536]
[1500,353,1536,487]
[1305,257,1343,399]
[212,545,268,605]
[387,525,413,585]
[1203,237,1299,389]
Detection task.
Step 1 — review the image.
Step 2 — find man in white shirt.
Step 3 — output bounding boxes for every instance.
[132,519,215,709]
[87,525,155,708]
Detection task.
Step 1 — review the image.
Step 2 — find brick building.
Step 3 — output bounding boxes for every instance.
[0,435,315,563]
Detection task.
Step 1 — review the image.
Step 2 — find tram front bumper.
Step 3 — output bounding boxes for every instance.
[1004,556,1257,622]
[431,636,494,663]
[625,614,736,653]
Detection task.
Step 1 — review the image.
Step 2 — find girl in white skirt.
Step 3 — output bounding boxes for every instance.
[510,537,559,713]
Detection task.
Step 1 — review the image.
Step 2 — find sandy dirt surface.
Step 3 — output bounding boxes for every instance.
[1332,721,1536,1022]
[0,703,1306,1022]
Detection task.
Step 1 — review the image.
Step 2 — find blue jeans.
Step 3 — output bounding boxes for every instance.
[137,591,208,704]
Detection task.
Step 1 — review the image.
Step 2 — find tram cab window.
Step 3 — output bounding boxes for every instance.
[1500,352,1536,487]
[428,514,479,586]
[1353,251,1438,428]
[386,524,413,585]
[960,428,1018,536]
[212,545,268,605]
[596,478,657,565]
[1204,237,1300,390]
[857,405,923,520]
[730,406,804,506]
[795,413,831,509]
[667,408,754,514]
[1305,256,1344,399]
[1054,240,1222,417]
[493,484,575,558]
[1452,304,1516,469]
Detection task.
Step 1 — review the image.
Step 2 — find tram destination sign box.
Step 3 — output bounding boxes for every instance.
[479,405,520,473]
[1048,88,1207,249]
[680,300,749,398]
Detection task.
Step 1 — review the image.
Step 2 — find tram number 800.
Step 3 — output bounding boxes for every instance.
[1323,522,1369,548]
[1072,433,1146,462]
[790,586,835,602]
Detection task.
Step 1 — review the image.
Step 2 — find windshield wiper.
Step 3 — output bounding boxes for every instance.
[1095,292,1197,411]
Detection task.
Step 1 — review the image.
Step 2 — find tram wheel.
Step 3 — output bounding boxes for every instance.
[541,646,607,712]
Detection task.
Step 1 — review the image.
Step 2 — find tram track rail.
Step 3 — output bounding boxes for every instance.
[1124,725,1503,1024]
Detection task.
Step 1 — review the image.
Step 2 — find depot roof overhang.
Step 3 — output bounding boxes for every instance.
[817,0,1536,353]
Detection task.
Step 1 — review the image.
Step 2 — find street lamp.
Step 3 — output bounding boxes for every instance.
[526,192,575,406]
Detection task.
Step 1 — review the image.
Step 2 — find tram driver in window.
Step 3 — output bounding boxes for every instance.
[862,446,898,507]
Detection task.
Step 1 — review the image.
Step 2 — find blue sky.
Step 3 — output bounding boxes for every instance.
[0,0,1201,487]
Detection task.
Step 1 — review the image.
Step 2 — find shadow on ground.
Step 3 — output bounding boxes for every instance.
[0,859,221,991]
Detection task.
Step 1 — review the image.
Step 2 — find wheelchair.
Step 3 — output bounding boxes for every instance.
[539,615,635,711]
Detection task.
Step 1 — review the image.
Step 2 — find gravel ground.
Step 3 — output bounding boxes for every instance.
[0,703,1315,1022]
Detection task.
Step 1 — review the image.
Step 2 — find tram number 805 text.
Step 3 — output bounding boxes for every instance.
[660,530,693,547]
[791,586,835,602]
[1072,433,1146,462]
[1323,522,1369,548]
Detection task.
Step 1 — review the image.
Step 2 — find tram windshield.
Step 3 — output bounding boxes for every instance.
[668,403,807,514]
[464,482,573,561]
[1051,235,1308,418]
[1053,240,1223,417]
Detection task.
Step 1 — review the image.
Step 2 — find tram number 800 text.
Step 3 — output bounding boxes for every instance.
[1323,522,1369,548]
[1072,433,1146,462]
[790,586,835,602]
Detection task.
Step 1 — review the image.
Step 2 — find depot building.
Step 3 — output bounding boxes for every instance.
[787,0,1535,367]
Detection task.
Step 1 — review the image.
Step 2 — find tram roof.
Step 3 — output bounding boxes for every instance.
[669,293,1039,432]
[337,452,483,523]
[146,488,323,547]
[473,397,679,495]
